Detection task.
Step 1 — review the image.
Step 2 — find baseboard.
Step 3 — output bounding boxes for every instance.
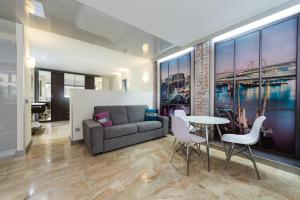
[0,149,16,159]
[15,149,26,156]
[69,136,83,145]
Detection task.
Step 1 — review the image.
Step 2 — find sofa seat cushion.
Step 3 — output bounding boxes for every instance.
[104,124,138,139]
[134,121,162,132]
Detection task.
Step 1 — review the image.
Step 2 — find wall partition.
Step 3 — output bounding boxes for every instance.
[215,16,299,157]
[159,53,191,117]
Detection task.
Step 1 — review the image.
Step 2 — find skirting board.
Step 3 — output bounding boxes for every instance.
[69,135,83,145]
[0,139,33,159]
[0,149,17,159]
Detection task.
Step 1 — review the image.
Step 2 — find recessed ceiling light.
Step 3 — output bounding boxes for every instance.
[111,72,122,76]
[25,0,45,19]
[117,68,128,72]
[25,0,35,14]
[42,56,46,59]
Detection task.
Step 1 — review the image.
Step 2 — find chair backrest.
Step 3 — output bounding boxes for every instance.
[174,110,186,118]
[171,116,190,142]
[174,110,189,127]
[246,116,266,144]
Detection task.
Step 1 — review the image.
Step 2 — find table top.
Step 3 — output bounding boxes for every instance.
[183,116,230,125]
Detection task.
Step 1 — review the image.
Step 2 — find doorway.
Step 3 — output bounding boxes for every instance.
[37,70,51,121]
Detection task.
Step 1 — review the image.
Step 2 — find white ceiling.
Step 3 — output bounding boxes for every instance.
[77,0,293,46]
[75,5,133,43]
[26,27,150,75]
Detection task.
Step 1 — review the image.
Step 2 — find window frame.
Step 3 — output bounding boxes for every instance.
[214,15,300,158]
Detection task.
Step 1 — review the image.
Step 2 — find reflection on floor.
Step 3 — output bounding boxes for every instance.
[0,121,300,199]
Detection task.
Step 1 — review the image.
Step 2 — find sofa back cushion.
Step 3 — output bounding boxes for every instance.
[94,106,128,125]
[126,105,148,123]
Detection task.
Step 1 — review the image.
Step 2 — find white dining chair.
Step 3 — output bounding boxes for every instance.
[173,110,200,146]
[170,116,206,176]
[221,116,266,180]
[174,110,199,132]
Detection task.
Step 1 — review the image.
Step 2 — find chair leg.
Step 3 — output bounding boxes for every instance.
[173,138,177,147]
[226,143,235,169]
[186,144,189,176]
[170,142,178,163]
[216,125,228,158]
[247,146,261,180]
[205,126,210,172]
[197,143,201,155]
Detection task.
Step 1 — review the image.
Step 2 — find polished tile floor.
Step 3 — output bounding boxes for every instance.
[0,121,300,200]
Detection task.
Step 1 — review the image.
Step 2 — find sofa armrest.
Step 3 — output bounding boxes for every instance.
[157,115,169,136]
[82,119,104,155]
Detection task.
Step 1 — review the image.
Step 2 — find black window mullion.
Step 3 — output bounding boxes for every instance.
[296,15,300,159]
[233,39,236,134]
[259,30,262,110]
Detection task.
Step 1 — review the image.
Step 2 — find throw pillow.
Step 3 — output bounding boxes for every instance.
[144,108,158,121]
[94,111,113,127]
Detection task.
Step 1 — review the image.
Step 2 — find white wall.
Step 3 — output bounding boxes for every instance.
[107,61,153,92]
[127,62,153,91]
[109,75,122,91]
[102,76,110,90]
[70,89,153,141]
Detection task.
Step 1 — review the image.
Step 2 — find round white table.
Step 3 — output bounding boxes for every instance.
[182,116,230,171]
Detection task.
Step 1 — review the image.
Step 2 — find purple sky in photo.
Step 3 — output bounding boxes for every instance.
[160,53,191,82]
[216,17,297,74]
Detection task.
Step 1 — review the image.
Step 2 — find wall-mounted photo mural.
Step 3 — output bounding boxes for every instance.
[215,17,298,156]
[160,53,191,117]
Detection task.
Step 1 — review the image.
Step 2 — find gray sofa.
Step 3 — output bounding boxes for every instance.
[82,105,169,155]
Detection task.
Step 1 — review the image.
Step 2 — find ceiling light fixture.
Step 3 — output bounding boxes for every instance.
[25,57,36,68]
[158,47,194,63]
[213,3,300,43]
[142,43,149,53]
[117,68,128,72]
[25,0,45,19]
[25,0,35,14]
[142,72,150,82]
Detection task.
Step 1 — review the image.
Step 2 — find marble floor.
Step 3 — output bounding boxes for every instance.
[0,121,300,200]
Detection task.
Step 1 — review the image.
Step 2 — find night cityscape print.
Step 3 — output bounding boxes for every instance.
[215,17,297,155]
[160,53,191,117]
